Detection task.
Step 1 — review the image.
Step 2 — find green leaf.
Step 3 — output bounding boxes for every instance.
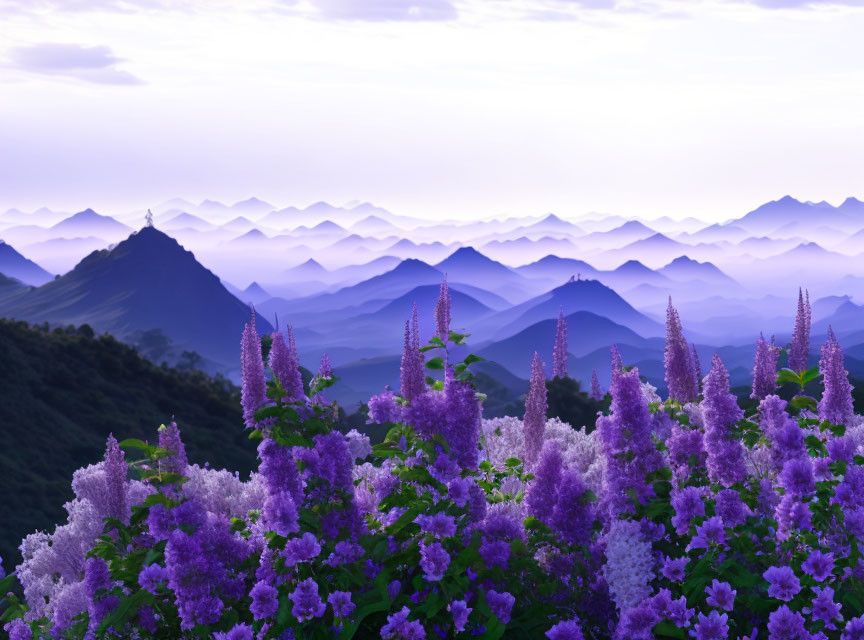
[653,620,688,639]
[425,357,445,370]
[463,354,484,365]
[118,438,155,455]
[800,366,821,384]
[791,395,818,412]
[96,589,153,634]
[505,457,522,468]
[776,368,802,387]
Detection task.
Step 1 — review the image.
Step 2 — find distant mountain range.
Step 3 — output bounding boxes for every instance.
[0,241,54,286]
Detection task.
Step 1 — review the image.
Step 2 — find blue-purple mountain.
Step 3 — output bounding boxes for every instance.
[0,241,54,286]
[0,227,269,366]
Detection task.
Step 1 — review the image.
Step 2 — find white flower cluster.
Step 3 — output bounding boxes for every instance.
[601,519,654,612]
[181,465,268,519]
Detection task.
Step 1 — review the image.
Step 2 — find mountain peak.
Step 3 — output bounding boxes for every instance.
[438,246,492,264]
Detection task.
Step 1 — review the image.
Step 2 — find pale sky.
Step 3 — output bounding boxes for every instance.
[1,0,863,222]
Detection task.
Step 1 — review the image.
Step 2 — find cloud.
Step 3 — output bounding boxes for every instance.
[307,0,458,21]
[6,43,143,85]
[0,0,166,13]
[739,0,864,7]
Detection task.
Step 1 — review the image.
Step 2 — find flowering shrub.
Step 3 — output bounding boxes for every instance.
[3,286,864,639]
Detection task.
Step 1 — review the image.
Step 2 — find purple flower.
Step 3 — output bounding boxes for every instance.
[103,434,129,523]
[147,503,175,540]
[705,580,736,611]
[269,327,304,402]
[789,288,811,373]
[688,516,726,551]
[692,610,729,640]
[716,489,751,528]
[442,370,482,469]
[328,590,355,618]
[702,354,746,487]
[842,615,864,639]
[671,486,705,534]
[138,563,169,595]
[415,512,457,538]
[263,490,299,536]
[523,351,548,469]
[763,566,801,602]
[257,438,303,506]
[811,586,841,627]
[214,623,254,640]
[662,556,689,581]
[84,556,111,597]
[419,541,451,581]
[780,457,815,497]
[289,578,326,622]
[667,425,707,473]
[525,439,564,523]
[318,352,332,379]
[3,620,32,640]
[598,367,663,516]
[819,327,855,426]
[551,469,594,545]
[828,436,857,463]
[381,606,426,639]
[449,599,472,632]
[368,390,404,424]
[552,307,568,379]
[400,306,426,401]
[241,311,268,427]
[802,550,835,582]
[752,333,780,400]
[479,539,510,569]
[158,421,188,476]
[448,477,471,507]
[546,619,585,640]
[589,369,604,401]
[767,605,808,640]
[435,275,451,341]
[250,581,278,620]
[665,298,698,403]
[486,589,515,624]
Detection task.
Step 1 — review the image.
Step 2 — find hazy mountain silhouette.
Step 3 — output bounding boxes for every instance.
[0,227,270,366]
[0,241,54,285]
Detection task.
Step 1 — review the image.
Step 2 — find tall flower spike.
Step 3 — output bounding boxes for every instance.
[318,353,332,379]
[103,434,129,523]
[589,369,604,401]
[789,288,811,372]
[435,274,451,341]
[241,310,268,427]
[664,298,698,403]
[691,343,702,395]
[751,332,778,400]
[269,327,304,402]
[400,311,425,401]
[552,307,568,378]
[818,327,854,425]
[523,352,548,469]
[703,354,746,487]
[158,421,187,476]
[597,367,663,516]
[610,344,623,379]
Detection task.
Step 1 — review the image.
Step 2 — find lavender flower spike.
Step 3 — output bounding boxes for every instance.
[435,274,451,341]
[664,298,697,403]
[751,332,779,400]
[703,354,746,487]
[400,311,425,401]
[523,352,548,469]
[158,421,187,476]
[818,326,854,425]
[104,434,129,523]
[318,352,332,379]
[691,343,702,395]
[610,344,623,379]
[241,310,268,427]
[552,307,568,378]
[789,287,811,372]
[269,326,304,402]
[589,369,604,401]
